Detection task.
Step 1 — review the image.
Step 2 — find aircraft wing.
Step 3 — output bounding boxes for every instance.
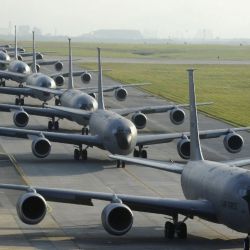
[0,103,85,121]
[222,158,250,168]
[26,85,63,96]
[114,102,212,116]
[0,184,217,221]
[0,70,27,82]
[0,86,32,96]
[136,127,250,146]
[0,127,102,148]
[110,154,184,174]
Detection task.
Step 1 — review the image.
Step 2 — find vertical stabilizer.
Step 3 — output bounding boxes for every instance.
[14,25,17,60]
[67,38,74,89]
[31,31,37,73]
[97,48,105,110]
[188,69,203,161]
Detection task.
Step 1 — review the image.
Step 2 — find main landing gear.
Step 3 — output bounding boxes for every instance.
[244,234,250,250]
[116,160,126,168]
[55,98,61,106]
[15,96,24,105]
[74,145,88,160]
[0,79,5,87]
[48,118,59,130]
[82,127,89,135]
[164,215,187,240]
[133,145,147,158]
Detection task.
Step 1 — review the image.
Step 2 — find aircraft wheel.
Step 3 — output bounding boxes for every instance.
[48,121,53,130]
[15,98,20,105]
[55,99,60,106]
[141,150,147,158]
[133,149,139,157]
[116,160,121,168]
[85,128,89,135]
[20,98,24,106]
[164,222,175,239]
[74,149,80,160]
[175,222,187,239]
[82,127,86,135]
[54,121,59,130]
[81,149,87,160]
[121,161,126,168]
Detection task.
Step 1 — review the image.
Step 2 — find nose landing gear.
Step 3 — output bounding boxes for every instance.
[133,145,147,158]
[74,145,88,160]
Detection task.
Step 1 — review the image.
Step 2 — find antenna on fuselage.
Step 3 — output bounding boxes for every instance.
[68,37,74,90]
[187,69,203,161]
[97,47,105,110]
[14,25,17,60]
[31,31,37,73]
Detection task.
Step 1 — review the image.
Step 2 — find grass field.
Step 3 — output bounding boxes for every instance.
[14,40,250,60]
[80,62,250,127]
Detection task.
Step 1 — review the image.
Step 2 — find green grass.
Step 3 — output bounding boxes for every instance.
[80,63,250,127]
[10,40,250,60]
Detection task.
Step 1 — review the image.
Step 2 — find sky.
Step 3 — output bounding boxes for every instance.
[2,0,250,39]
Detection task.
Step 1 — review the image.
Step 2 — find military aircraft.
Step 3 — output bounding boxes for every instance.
[1,69,250,249]
[0,44,247,162]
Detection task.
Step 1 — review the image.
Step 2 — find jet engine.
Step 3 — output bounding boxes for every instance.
[16,192,47,225]
[17,55,23,61]
[223,132,244,153]
[170,108,185,125]
[101,202,133,236]
[13,110,29,127]
[54,61,63,72]
[31,138,51,158]
[177,137,190,159]
[54,75,65,87]
[36,53,43,60]
[131,112,147,129]
[81,72,92,83]
[114,88,127,101]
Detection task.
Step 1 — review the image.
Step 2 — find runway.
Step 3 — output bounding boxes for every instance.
[0,60,249,249]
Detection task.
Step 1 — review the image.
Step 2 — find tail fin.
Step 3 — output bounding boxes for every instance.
[188,69,203,161]
[31,31,37,73]
[14,25,17,60]
[97,48,105,110]
[67,38,74,89]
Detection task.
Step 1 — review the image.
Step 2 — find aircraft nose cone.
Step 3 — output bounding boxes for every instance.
[114,129,132,150]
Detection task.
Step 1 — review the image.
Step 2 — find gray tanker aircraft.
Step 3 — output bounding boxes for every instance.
[1,69,250,249]
[0,31,58,105]
[0,45,248,162]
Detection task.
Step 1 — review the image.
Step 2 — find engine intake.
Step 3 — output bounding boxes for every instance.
[13,111,29,127]
[114,88,127,101]
[54,61,63,72]
[81,72,92,83]
[170,108,185,125]
[101,203,133,236]
[177,137,190,159]
[32,138,51,158]
[223,133,243,153]
[16,192,47,225]
[131,112,147,129]
[54,75,65,87]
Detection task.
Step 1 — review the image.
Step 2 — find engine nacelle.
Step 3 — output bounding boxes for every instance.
[81,72,92,83]
[54,75,65,87]
[13,111,29,127]
[114,88,127,101]
[16,192,47,225]
[17,55,23,61]
[89,93,96,99]
[170,108,185,125]
[223,132,244,153]
[177,137,190,159]
[36,53,43,60]
[31,138,51,158]
[101,203,133,236]
[131,112,147,129]
[54,61,63,72]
